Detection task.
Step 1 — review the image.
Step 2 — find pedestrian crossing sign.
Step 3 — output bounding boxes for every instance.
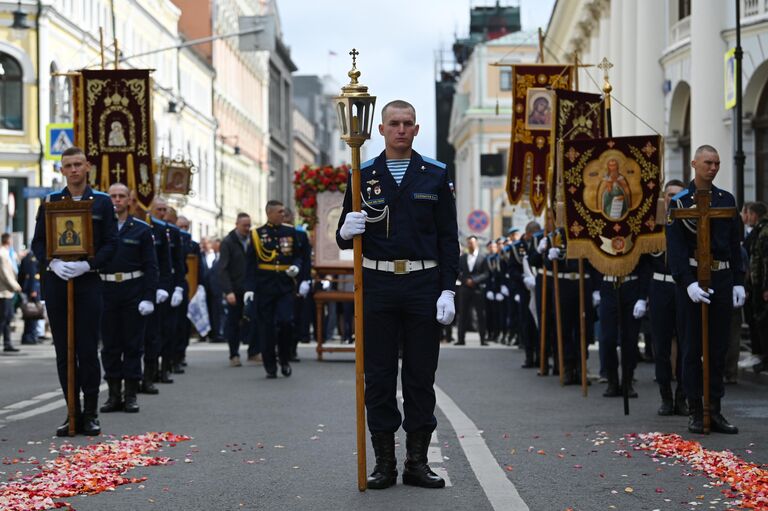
[45,123,75,160]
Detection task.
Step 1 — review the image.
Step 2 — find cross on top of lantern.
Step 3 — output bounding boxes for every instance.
[335,48,377,147]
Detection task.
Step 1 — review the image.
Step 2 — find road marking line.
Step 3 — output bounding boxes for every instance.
[0,384,107,424]
[434,384,529,511]
[432,467,453,487]
[0,390,62,416]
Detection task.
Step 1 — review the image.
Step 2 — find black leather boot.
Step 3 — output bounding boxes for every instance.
[623,369,638,398]
[657,384,674,416]
[402,431,445,488]
[367,432,397,489]
[172,358,185,374]
[673,386,688,416]
[100,379,123,413]
[56,395,82,437]
[710,399,738,434]
[603,368,621,397]
[140,360,159,394]
[687,398,704,434]
[81,394,101,436]
[123,380,140,413]
[563,362,579,385]
[159,357,174,383]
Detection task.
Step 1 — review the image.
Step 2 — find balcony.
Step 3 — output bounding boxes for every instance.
[743,0,764,17]
[670,16,691,47]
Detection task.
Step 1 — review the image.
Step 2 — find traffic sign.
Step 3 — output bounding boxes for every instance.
[45,123,74,160]
[467,210,489,233]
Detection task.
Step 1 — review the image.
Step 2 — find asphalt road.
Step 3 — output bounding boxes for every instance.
[1,339,766,511]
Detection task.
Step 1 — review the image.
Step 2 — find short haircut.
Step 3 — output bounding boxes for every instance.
[381,100,416,121]
[108,182,130,194]
[236,212,251,221]
[151,196,168,207]
[177,215,189,223]
[1,233,10,245]
[748,201,768,218]
[664,179,685,189]
[694,145,719,158]
[525,221,541,234]
[466,235,477,241]
[265,200,283,214]
[61,146,85,158]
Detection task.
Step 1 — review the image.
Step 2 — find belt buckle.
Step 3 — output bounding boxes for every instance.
[115,273,123,283]
[393,259,409,275]
[711,261,720,271]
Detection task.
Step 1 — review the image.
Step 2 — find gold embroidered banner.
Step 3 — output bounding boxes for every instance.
[74,69,155,208]
[506,64,573,216]
[551,90,604,214]
[561,135,665,276]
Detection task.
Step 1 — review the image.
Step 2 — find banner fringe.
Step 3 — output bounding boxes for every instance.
[566,234,666,277]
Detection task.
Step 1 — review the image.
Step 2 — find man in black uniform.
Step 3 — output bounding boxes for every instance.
[175,215,204,371]
[244,200,302,378]
[336,99,458,490]
[456,235,488,346]
[666,145,743,434]
[283,207,312,362]
[31,146,118,436]
[99,183,159,414]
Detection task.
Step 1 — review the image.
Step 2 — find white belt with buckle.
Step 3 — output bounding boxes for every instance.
[362,257,437,274]
[535,269,587,280]
[603,275,638,283]
[652,272,675,283]
[100,270,144,282]
[688,258,729,270]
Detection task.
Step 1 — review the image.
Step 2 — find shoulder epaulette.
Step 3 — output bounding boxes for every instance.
[45,191,63,203]
[361,158,376,170]
[132,217,150,228]
[180,230,191,237]
[421,156,447,169]
[672,189,689,201]
[91,190,110,197]
[150,216,167,226]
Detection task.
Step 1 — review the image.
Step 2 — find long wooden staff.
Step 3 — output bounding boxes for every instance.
[578,259,588,396]
[351,147,366,490]
[67,280,76,436]
[552,255,565,385]
[538,255,548,375]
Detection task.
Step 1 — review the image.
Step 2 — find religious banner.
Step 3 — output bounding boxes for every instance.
[560,135,665,276]
[506,64,573,216]
[550,90,604,213]
[74,69,155,208]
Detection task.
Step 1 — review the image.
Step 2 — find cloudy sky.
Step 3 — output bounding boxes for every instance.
[278,0,556,160]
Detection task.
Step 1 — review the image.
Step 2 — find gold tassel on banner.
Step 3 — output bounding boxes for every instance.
[556,202,566,227]
[127,153,136,190]
[655,197,667,226]
[100,154,110,191]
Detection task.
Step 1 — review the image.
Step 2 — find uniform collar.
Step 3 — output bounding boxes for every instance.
[61,185,94,199]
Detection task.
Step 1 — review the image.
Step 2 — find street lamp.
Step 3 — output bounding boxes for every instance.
[11,1,29,31]
[334,48,376,493]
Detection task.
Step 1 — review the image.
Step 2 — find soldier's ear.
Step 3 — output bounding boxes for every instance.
[378,124,384,136]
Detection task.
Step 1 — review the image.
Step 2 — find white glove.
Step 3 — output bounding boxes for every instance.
[495,292,504,302]
[244,291,254,305]
[686,282,712,304]
[138,300,155,316]
[547,247,561,261]
[171,286,184,307]
[339,211,367,240]
[156,289,169,304]
[523,275,535,291]
[196,285,205,296]
[733,285,746,308]
[633,299,647,319]
[49,259,70,280]
[64,261,90,279]
[436,290,456,325]
[286,265,300,278]
[514,294,521,303]
[592,290,601,308]
[321,280,331,291]
[500,284,510,296]
[299,280,311,297]
[537,238,548,254]
[486,290,494,300]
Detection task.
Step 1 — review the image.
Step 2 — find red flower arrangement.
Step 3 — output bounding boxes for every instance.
[293,164,349,228]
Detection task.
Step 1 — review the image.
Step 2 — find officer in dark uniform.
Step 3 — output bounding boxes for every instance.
[31,146,118,436]
[641,179,688,416]
[515,222,540,367]
[336,100,458,490]
[283,207,312,362]
[529,226,557,375]
[666,145,743,434]
[175,215,205,371]
[99,183,159,414]
[244,200,302,378]
[150,198,186,384]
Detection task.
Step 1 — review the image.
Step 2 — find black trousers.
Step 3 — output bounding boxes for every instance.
[256,291,294,372]
[144,296,163,362]
[161,299,178,359]
[675,270,733,400]
[457,287,485,343]
[363,267,441,434]
[174,284,190,360]
[558,278,583,365]
[517,287,538,362]
[43,272,102,399]
[649,279,683,387]
[534,275,557,364]
[598,279,642,376]
[101,280,145,380]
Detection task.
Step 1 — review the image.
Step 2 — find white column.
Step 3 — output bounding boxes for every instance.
[634,0,665,135]
[690,0,732,188]
[619,0,637,136]
[608,0,623,135]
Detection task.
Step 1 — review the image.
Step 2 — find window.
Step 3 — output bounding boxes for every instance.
[678,0,691,20]
[500,69,512,91]
[0,52,23,130]
[49,62,72,123]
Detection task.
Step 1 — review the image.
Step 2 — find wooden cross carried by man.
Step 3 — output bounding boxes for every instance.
[670,190,736,434]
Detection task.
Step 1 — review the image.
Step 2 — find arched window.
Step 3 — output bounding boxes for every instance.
[0,52,23,130]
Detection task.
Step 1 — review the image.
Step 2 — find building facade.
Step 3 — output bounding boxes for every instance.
[546,0,768,203]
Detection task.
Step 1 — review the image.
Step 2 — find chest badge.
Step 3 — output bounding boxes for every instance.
[374,185,381,195]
